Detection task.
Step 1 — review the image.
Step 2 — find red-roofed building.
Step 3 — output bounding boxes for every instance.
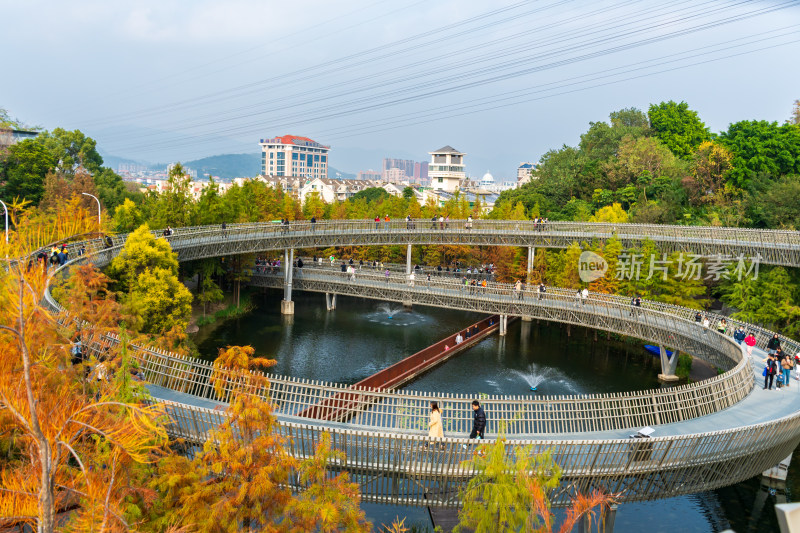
[259,135,330,180]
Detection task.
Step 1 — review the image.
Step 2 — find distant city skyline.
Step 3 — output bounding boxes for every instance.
[3,1,799,176]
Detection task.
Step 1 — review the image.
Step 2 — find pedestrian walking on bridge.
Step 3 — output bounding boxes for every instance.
[463,400,486,449]
[428,401,444,441]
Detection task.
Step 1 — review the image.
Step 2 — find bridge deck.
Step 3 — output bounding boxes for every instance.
[146,349,793,442]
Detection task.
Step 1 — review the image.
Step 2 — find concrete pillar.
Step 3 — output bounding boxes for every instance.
[658,346,680,382]
[527,245,535,284]
[406,244,412,275]
[282,249,294,315]
[764,454,793,481]
[499,315,507,336]
[325,293,337,311]
[580,503,616,533]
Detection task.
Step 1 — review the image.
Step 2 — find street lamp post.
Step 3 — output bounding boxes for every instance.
[81,192,101,230]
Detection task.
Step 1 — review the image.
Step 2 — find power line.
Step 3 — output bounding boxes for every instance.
[107,0,795,155]
[78,0,537,127]
[61,0,419,119]
[100,0,730,145]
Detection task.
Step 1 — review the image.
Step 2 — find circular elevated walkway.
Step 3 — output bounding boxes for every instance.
[42,221,800,506]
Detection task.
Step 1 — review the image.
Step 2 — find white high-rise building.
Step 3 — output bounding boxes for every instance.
[260,135,330,179]
[428,145,465,192]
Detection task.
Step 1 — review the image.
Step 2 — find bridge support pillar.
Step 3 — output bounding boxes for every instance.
[406,244,412,275]
[325,293,337,311]
[499,315,508,336]
[526,245,535,285]
[764,454,793,481]
[402,300,413,310]
[658,346,680,382]
[579,503,616,533]
[282,248,294,315]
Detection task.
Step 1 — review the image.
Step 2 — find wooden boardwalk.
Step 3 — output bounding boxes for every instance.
[298,315,505,421]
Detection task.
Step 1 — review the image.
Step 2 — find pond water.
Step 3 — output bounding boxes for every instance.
[195,290,794,532]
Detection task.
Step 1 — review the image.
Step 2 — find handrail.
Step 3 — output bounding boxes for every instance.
[158,398,800,506]
[37,221,800,508]
[45,243,755,436]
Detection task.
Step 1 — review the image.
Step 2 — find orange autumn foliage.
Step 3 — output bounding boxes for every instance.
[151,346,369,532]
[0,204,166,533]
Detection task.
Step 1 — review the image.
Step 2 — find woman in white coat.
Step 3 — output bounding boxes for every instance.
[424,401,444,450]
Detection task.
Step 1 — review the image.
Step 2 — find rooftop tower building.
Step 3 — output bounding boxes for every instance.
[428,145,465,192]
[260,135,329,179]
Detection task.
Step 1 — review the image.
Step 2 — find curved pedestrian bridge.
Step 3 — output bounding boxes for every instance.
[69,219,800,267]
[44,222,800,507]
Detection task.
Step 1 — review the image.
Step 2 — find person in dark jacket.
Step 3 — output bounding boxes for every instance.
[469,400,486,440]
[767,334,781,355]
[765,353,778,390]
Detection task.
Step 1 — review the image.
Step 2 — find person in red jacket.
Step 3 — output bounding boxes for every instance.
[744,332,757,358]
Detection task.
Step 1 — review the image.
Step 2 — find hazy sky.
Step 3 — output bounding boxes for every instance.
[3,0,800,176]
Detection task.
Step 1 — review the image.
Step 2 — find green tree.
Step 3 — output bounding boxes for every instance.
[127,267,193,334]
[717,120,800,187]
[107,224,180,292]
[721,267,800,337]
[605,135,685,196]
[303,191,326,220]
[580,107,649,162]
[747,175,800,229]
[647,101,710,159]
[621,241,707,309]
[106,224,193,335]
[198,274,224,317]
[195,178,226,225]
[455,439,561,533]
[93,166,128,212]
[37,128,103,175]
[351,187,389,203]
[455,436,612,533]
[1,139,54,204]
[112,198,144,232]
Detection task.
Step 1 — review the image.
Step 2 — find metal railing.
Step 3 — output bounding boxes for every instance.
[36,221,800,506]
[158,399,800,507]
[41,228,779,437]
[50,219,800,269]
